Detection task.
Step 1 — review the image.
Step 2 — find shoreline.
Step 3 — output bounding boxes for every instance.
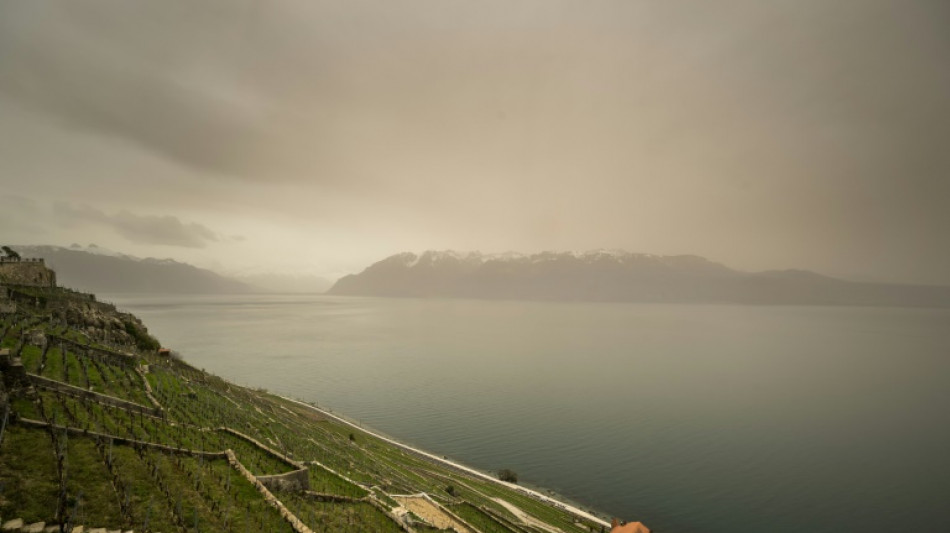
[279,394,613,529]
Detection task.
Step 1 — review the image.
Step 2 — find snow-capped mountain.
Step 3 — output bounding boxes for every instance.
[328,250,950,306]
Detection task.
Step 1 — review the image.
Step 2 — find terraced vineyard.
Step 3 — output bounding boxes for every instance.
[0,284,615,533]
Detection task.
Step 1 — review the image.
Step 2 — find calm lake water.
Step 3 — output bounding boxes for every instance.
[106,294,950,533]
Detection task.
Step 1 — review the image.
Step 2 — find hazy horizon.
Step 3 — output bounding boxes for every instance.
[3,1,949,285]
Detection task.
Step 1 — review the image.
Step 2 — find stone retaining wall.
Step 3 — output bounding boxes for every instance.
[365,495,415,533]
[426,494,479,533]
[307,460,366,490]
[135,365,164,411]
[27,373,163,418]
[258,468,311,492]
[225,450,315,533]
[479,504,532,533]
[218,426,303,469]
[14,417,226,458]
[47,334,136,368]
[302,491,363,504]
[219,427,311,492]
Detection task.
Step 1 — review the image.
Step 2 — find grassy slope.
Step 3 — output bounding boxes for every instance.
[0,286,607,532]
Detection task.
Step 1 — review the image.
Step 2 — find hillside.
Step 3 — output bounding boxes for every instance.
[329,250,950,307]
[0,278,617,531]
[11,245,253,294]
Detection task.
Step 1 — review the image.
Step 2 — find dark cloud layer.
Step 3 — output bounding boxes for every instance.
[56,204,219,248]
[0,2,271,177]
[1,1,949,283]
[5,1,945,187]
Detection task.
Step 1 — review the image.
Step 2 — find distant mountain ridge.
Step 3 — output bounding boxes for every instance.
[328,250,950,307]
[12,245,254,294]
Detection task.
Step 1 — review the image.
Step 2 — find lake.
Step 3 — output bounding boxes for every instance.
[105,294,950,533]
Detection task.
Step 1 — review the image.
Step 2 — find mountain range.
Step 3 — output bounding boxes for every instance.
[8,245,336,294]
[11,245,253,294]
[328,250,950,307]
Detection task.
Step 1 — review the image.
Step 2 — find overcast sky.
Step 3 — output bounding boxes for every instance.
[1,0,949,284]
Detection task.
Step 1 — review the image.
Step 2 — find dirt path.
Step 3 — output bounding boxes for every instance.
[394,495,472,532]
[492,497,565,533]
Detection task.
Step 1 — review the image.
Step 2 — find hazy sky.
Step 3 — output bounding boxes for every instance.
[2,0,949,283]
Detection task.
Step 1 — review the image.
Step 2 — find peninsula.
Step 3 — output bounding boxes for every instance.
[0,256,636,532]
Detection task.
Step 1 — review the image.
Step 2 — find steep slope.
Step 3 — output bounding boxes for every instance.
[0,278,615,533]
[329,250,950,307]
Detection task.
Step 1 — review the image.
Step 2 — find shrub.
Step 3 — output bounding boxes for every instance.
[123,319,160,351]
[498,469,518,483]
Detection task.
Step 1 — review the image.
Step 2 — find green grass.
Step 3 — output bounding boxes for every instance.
[220,433,296,476]
[11,396,39,419]
[19,344,42,373]
[64,350,86,388]
[1,286,613,533]
[84,358,106,392]
[276,493,404,533]
[62,437,126,528]
[307,463,368,498]
[0,426,60,524]
[450,502,519,533]
[43,346,65,381]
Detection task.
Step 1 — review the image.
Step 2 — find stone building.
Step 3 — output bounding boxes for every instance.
[0,258,57,288]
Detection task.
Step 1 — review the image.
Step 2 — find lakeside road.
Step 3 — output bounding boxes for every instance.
[280,395,615,529]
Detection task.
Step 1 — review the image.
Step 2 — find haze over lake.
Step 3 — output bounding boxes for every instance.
[106,294,950,533]
[5,2,950,532]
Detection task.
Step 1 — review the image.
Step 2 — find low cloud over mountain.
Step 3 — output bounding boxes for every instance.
[55,204,222,248]
[12,245,252,294]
